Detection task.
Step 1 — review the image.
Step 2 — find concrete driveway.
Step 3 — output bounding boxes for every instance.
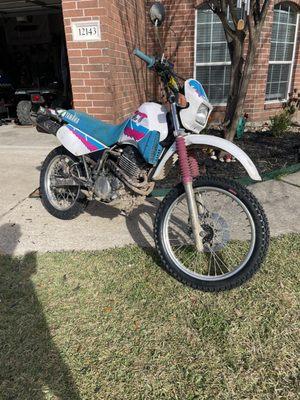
[0,124,299,255]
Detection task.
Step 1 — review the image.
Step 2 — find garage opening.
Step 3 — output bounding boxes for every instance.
[0,0,71,125]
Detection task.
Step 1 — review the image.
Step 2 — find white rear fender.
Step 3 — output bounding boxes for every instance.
[153,134,262,181]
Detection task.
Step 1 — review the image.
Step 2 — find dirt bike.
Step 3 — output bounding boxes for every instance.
[37,3,269,291]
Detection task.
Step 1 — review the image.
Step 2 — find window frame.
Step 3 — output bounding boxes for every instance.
[193,6,231,106]
[265,4,300,104]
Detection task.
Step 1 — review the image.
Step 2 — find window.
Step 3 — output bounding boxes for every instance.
[266,3,299,101]
[195,5,231,104]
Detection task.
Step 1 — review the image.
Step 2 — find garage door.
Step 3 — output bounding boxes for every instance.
[0,1,61,15]
[0,0,72,123]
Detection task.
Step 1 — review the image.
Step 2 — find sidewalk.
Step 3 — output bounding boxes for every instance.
[0,125,299,255]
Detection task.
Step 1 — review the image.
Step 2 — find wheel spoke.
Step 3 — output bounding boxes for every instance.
[208,247,230,274]
[208,251,213,276]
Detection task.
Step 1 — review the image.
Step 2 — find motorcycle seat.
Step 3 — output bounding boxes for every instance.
[61,109,128,147]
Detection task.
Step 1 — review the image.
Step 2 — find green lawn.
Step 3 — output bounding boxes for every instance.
[0,235,299,400]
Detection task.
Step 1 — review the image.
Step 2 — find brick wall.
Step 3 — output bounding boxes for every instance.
[155,0,300,123]
[104,0,149,123]
[62,0,110,121]
[62,0,300,124]
[145,0,196,102]
[62,0,148,123]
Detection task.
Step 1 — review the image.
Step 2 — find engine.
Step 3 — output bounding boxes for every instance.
[93,145,150,212]
[117,146,146,179]
[94,172,123,202]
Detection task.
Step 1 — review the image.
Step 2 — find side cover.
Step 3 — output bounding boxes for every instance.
[119,102,169,165]
[56,124,107,156]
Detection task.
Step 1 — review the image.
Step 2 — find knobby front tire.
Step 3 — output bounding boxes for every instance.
[154,176,270,292]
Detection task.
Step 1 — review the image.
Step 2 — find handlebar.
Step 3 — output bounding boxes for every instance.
[133,48,155,68]
[133,48,181,98]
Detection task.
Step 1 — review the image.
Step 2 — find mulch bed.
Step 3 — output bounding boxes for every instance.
[157,130,300,188]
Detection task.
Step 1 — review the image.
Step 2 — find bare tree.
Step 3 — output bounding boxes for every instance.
[207,0,271,141]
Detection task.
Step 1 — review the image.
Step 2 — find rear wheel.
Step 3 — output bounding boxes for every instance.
[154,176,269,291]
[40,146,87,220]
[16,100,32,125]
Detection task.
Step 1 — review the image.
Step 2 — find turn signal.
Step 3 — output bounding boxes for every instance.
[178,93,187,108]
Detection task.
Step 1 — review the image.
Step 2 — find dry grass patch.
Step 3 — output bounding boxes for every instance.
[0,234,299,399]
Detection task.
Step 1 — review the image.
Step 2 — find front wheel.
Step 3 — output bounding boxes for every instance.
[154,176,269,291]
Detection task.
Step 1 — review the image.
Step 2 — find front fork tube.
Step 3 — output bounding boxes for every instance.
[188,150,205,216]
[176,136,203,252]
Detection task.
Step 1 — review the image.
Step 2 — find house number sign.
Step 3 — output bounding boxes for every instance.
[72,20,101,42]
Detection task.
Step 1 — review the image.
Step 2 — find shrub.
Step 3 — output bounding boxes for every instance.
[283,89,300,114]
[270,110,292,137]
[270,89,300,136]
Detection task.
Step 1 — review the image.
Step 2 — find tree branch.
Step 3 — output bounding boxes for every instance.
[220,0,227,14]
[254,0,261,25]
[260,0,271,24]
[246,13,255,43]
[207,1,218,13]
[208,0,237,40]
[227,0,238,28]
[218,12,237,39]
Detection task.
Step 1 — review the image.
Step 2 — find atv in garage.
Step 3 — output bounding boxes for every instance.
[15,82,67,125]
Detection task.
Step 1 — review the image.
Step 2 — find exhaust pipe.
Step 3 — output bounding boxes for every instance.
[35,107,62,135]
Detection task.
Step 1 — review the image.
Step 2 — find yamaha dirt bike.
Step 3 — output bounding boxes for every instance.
[37,4,269,292]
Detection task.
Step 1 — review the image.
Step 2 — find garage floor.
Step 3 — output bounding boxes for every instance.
[0,124,299,255]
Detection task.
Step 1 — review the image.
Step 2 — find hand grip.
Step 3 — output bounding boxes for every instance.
[133,48,155,68]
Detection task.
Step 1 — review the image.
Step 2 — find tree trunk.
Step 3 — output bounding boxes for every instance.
[209,0,272,146]
[224,34,259,142]
[224,38,244,130]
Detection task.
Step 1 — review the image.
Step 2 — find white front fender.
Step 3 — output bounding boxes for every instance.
[153,134,261,181]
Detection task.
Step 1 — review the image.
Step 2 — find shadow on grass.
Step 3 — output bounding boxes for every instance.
[0,223,81,400]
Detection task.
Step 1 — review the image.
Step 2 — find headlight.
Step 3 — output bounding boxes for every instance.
[196,105,209,126]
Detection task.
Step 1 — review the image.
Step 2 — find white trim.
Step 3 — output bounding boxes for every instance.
[193,8,197,81]
[196,40,228,45]
[266,9,299,101]
[274,22,297,27]
[197,20,224,24]
[195,62,231,66]
[269,60,294,65]
[211,102,227,107]
[265,99,287,104]
[288,13,299,95]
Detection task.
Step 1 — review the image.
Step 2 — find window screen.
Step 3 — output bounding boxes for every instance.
[266,4,299,101]
[195,6,231,104]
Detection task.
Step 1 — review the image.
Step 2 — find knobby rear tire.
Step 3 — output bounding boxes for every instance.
[154,176,270,292]
[16,100,33,125]
[40,146,88,220]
